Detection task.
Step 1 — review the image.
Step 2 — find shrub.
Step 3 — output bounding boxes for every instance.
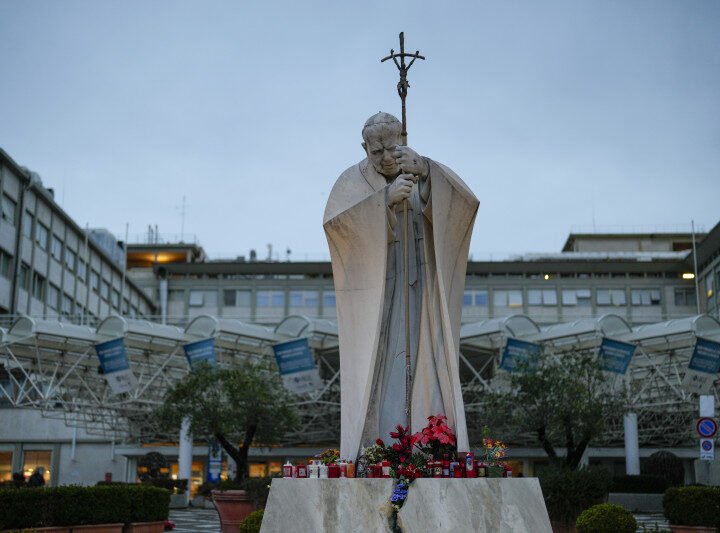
[0,485,170,529]
[663,486,720,527]
[576,503,637,533]
[611,474,668,494]
[239,509,264,533]
[643,451,684,487]
[538,466,612,526]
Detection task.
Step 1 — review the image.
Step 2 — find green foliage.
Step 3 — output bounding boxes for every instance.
[643,451,685,487]
[663,486,720,527]
[0,485,170,529]
[538,466,612,526]
[611,474,669,494]
[155,361,298,480]
[576,503,637,533]
[482,351,625,469]
[240,509,264,533]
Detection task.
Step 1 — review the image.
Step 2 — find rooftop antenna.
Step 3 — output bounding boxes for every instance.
[381,32,425,428]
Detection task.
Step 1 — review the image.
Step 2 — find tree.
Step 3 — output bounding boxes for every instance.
[483,351,625,470]
[156,361,298,481]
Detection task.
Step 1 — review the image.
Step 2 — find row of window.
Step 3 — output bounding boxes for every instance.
[463,288,695,308]
[173,289,337,309]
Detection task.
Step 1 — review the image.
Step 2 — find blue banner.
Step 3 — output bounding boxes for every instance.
[688,338,720,374]
[273,338,316,375]
[207,439,223,483]
[598,337,636,374]
[500,338,541,372]
[183,338,216,370]
[272,338,323,394]
[94,337,136,394]
[95,338,130,373]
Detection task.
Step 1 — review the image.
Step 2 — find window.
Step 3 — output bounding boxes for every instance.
[35,223,49,250]
[562,289,591,307]
[493,290,523,308]
[51,235,63,261]
[22,211,33,238]
[47,284,60,309]
[90,270,100,292]
[111,289,120,308]
[19,264,30,290]
[0,249,12,279]
[674,288,697,307]
[597,289,626,306]
[64,248,76,272]
[323,291,336,309]
[76,258,87,281]
[100,280,110,300]
[528,289,557,306]
[62,295,74,316]
[1,193,17,225]
[631,289,661,306]
[257,290,284,308]
[189,290,218,307]
[169,290,185,302]
[23,450,51,485]
[463,290,489,307]
[289,290,319,308]
[0,451,11,483]
[223,290,251,307]
[32,272,46,301]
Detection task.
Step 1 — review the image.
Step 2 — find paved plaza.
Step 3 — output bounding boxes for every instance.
[169,507,670,532]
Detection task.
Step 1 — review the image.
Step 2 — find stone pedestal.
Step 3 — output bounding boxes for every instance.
[260,478,552,532]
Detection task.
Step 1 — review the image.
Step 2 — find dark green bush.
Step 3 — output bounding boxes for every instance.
[576,503,637,533]
[240,509,264,533]
[611,474,668,494]
[0,485,170,529]
[538,466,612,526]
[643,451,684,487]
[663,486,720,527]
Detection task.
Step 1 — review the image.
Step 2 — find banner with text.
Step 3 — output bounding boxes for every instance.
[272,338,323,394]
[207,438,223,482]
[598,337,636,374]
[682,337,720,395]
[183,338,217,370]
[95,337,137,395]
[500,338,542,372]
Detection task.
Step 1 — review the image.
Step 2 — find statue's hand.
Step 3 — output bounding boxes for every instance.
[393,146,429,179]
[387,173,418,207]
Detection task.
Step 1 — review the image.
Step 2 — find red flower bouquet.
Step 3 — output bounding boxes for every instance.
[411,414,457,459]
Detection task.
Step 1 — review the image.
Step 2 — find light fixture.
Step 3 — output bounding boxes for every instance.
[543,274,550,280]
[682,273,695,280]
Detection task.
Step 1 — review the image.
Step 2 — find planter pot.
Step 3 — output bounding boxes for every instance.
[72,524,124,533]
[122,521,166,533]
[212,490,255,533]
[487,465,504,478]
[669,526,717,533]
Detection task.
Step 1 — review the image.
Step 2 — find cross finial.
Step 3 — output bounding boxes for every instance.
[381,32,425,146]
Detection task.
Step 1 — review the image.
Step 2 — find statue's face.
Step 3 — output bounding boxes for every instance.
[363,125,403,179]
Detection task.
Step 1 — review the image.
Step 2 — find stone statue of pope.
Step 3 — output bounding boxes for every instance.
[324,112,479,460]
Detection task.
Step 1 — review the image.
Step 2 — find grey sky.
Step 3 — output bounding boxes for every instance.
[1,0,718,260]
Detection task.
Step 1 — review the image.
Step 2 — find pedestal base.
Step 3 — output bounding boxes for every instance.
[260,478,552,532]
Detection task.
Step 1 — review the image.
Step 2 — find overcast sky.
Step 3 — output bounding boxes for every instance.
[1,1,718,260]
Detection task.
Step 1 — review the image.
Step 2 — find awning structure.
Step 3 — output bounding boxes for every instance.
[2,312,719,448]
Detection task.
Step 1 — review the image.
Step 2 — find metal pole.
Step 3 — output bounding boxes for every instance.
[691,220,700,315]
[120,223,129,315]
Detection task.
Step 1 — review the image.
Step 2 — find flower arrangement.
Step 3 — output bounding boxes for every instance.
[316,448,340,465]
[411,414,457,459]
[479,436,507,466]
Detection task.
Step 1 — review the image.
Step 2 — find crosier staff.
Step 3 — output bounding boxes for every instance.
[381,32,425,429]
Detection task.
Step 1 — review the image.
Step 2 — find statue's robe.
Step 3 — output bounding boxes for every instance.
[324,157,479,460]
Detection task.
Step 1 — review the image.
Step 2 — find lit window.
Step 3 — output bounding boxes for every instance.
[23,450,51,485]
[0,451,12,483]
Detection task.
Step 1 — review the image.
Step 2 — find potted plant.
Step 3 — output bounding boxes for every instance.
[663,486,720,533]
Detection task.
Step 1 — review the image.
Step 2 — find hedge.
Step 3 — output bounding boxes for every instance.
[611,474,669,494]
[663,486,720,527]
[576,503,637,533]
[0,485,170,530]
